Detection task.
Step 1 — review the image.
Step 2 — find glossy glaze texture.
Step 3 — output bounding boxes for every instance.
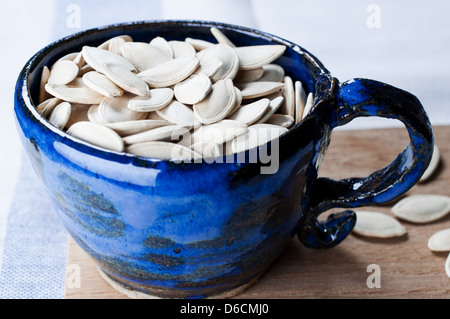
[14,21,433,298]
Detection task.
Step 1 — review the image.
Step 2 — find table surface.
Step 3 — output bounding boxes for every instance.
[64,126,450,299]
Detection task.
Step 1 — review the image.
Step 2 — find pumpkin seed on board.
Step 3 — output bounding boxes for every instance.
[302,93,314,120]
[98,94,148,123]
[193,79,237,124]
[419,145,440,183]
[210,27,236,48]
[82,71,124,98]
[106,120,172,137]
[138,57,200,88]
[174,73,212,105]
[232,124,288,154]
[149,36,174,58]
[257,64,285,83]
[238,81,285,99]
[266,114,294,128]
[125,141,201,161]
[169,40,196,59]
[280,76,295,117]
[294,80,307,124]
[234,45,286,70]
[67,121,124,152]
[122,124,191,145]
[256,96,284,124]
[45,83,104,105]
[81,45,135,74]
[127,88,174,112]
[228,98,270,126]
[119,42,172,71]
[48,102,72,130]
[427,228,450,252]
[352,211,407,238]
[48,60,79,85]
[391,194,450,223]
[198,44,239,82]
[102,62,151,97]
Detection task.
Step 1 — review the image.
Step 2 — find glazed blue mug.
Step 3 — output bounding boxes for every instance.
[14,20,433,298]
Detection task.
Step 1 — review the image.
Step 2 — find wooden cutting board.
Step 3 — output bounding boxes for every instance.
[64,126,450,299]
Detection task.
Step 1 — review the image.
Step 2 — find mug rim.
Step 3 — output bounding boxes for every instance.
[16,19,332,166]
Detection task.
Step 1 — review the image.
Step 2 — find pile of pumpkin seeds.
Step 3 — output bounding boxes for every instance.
[37,27,314,161]
[352,145,450,278]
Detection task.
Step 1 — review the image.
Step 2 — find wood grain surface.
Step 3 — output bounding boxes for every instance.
[64,126,450,299]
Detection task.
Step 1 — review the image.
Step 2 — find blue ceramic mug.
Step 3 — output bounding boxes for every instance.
[14,21,433,298]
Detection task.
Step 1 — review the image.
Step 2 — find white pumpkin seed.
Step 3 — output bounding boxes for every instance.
[119,42,172,71]
[82,45,135,74]
[198,44,239,82]
[39,97,61,118]
[146,111,166,121]
[72,52,85,69]
[48,102,72,130]
[45,83,104,105]
[67,121,124,152]
[446,253,450,278]
[234,67,264,83]
[232,124,288,154]
[228,98,270,126]
[48,60,79,85]
[229,87,243,115]
[156,100,197,127]
[102,62,151,97]
[194,58,223,78]
[280,76,295,117]
[190,142,223,159]
[238,81,284,99]
[87,104,109,125]
[294,81,307,124]
[234,45,286,70]
[257,64,285,82]
[108,37,126,55]
[149,37,174,58]
[123,124,190,145]
[174,73,212,105]
[302,92,314,120]
[256,96,284,124]
[352,211,407,238]
[427,228,450,252]
[419,145,440,183]
[97,35,133,50]
[266,114,295,128]
[138,57,200,88]
[127,88,174,112]
[185,37,214,51]
[39,66,51,103]
[191,119,248,146]
[391,194,450,223]
[106,120,172,137]
[193,79,236,124]
[126,141,200,160]
[169,40,196,58]
[98,94,148,123]
[78,64,94,77]
[82,71,124,97]
[210,27,236,47]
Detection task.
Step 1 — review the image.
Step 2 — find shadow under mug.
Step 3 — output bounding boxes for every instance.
[14,20,434,299]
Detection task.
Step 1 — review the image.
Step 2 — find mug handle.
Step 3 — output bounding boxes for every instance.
[297,78,434,249]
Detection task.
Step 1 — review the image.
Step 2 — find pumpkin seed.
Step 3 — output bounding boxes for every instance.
[102,62,151,97]
[280,76,295,117]
[169,40,196,59]
[294,81,307,124]
[82,45,135,74]
[302,93,314,119]
[427,228,450,252]
[266,114,294,128]
[48,60,79,85]
[106,120,172,137]
[87,104,109,125]
[419,145,440,183]
[391,194,450,223]
[234,67,264,83]
[45,83,104,105]
[198,44,239,82]
[67,121,124,152]
[257,64,285,82]
[48,102,72,130]
[156,100,197,127]
[122,124,190,145]
[256,96,284,124]
[352,211,407,238]
[446,253,450,278]
[185,37,214,51]
[210,27,236,48]
[174,73,212,105]
[234,45,286,70]
[126,141,201,161]
[228,98,270,126]
[138,57,200,88]
[127,88,174,112]
[149,36,174,58]
[98,94,148,123]
[82,71,124,97]
[65,104,90,128]
[191,119,248,146]
[232,124,288,154]
[193,79,236,124]
[119,42,172,71]
[39,66,51,103]
[238,81,284,99]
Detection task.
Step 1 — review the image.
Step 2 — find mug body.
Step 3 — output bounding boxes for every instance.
[15,21,335,298]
